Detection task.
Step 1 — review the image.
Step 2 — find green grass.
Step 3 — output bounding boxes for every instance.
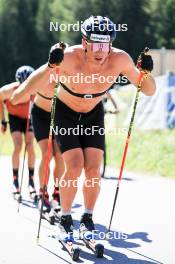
[104,86,175,178]
[106,129,175,178]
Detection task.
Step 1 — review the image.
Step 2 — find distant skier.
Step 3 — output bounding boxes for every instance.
[0,66,36,200]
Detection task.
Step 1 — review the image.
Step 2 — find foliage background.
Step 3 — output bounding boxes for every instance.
[0,0,175,85]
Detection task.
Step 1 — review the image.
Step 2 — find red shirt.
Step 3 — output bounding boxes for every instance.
[5,83,33,119]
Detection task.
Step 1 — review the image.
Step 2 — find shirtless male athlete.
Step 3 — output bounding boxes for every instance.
[11,16,156,235]
[0,66,36,198]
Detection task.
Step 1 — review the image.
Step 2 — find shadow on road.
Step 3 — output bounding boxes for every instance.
[72,220,162,264]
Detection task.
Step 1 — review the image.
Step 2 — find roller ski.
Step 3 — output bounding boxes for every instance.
[79,213,104,258]
[38,189,55,225]
[58,215,81,261]
[51,186,61,220]
[12,177,22,203]
[28,177,38,204]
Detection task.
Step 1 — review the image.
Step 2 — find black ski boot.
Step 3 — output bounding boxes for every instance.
[28,177,38,203]
[12,177,22,202]
[59,215,74,242]
[79,213,95,232]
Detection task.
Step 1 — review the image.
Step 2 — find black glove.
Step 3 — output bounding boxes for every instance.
[48,42,66,68]
[139,53,153,72]
[1,120,7,133]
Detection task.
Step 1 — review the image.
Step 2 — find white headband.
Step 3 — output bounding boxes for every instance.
[90,34,110,42]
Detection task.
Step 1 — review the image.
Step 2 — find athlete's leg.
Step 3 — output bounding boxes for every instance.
[25,131,35,169]
[11,131,23,170]
[59,148,84,213]
[38,139,52,187]
[53,139,65,185]
[51,140,65,208]
[25,130,36,190]
[11,131,23,190]
[83,147,103,212]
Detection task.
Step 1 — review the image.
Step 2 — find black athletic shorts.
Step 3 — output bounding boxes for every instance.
[54,98,105,153]
[31,103,51,142]
[8,113,33,134]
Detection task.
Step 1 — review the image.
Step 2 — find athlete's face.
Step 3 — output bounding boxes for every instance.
[82,38,111,64]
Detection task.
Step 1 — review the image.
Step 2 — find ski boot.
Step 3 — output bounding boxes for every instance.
[28,176,38,203]
[79,213,104,257]
[58,215,80,260]
[12,177,22,203]
[51,186,61,218]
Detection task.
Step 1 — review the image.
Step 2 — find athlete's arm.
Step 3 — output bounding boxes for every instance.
[0,101,7,133]
[11,64,53,104]
[0,101,4,120]
[120,53,156,96]
[0,82,19,101]
[11,42,67,105]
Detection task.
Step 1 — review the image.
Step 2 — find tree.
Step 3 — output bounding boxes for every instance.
[69,0,153,60]
[151,0,175,48]
[0,0,39,85]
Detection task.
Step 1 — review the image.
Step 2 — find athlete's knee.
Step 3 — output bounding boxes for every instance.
[65,159,83,179]
[54,152,64,164]
[84,166,101,180]
[13,140,22,153]
[26,141,34,151]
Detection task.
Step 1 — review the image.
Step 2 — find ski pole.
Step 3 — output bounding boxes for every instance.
[107,47,150,233]
[17,97,33,212]
[37,66,59,243]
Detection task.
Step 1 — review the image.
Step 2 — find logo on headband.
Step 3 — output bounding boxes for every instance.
[90,34,110,42]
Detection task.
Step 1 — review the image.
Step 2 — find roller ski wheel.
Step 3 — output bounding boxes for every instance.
[80,230,104,258]
[58,215,80,260]
[59,238,81,261]
[95,243,104,258]
[80,229,104,257]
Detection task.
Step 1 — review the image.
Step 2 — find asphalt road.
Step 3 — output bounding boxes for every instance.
[0,156,174,264]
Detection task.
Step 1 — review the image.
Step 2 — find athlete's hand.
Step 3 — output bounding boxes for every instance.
[0,120,7,133]
[137,50,153,72]
[48,42,67,68]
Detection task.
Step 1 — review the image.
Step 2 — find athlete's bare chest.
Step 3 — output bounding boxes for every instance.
[61,62,119,93]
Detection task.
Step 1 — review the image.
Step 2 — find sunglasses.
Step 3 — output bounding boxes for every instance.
[85,41,110,53]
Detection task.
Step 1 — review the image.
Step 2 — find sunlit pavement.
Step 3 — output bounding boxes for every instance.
[0,155,174,264]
